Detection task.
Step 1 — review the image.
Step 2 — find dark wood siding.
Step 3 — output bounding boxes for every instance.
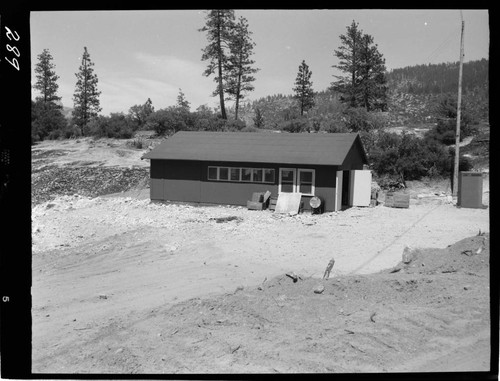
[150,178,163,200]
[150,160,164,179]
[340,140,366,170]
[163,179,201,203]
[149,159,343,211]
[200,161,278,206]
[200,182,278,205]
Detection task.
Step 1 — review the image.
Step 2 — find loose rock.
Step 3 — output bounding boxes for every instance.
[313,284,325,294]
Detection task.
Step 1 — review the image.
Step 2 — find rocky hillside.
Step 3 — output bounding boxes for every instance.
[385,59,489,126]
[234,59,488,129]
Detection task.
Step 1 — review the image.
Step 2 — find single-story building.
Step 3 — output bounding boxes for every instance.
[142,131,371,212]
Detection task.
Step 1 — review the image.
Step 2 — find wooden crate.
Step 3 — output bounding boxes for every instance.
[269,197,278,211]
[247,200,264,210]
[385,192,410,208]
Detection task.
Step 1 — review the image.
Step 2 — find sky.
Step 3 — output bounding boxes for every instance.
[30,9,490,116]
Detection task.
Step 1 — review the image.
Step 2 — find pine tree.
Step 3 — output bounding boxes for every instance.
[72,47,101,135]
[358,34,388,111]
[176,89,191,111]
[144,98,154,116]
[199,10,236,120]
[331,20,363,108]
[32,49,67,141]
[331,21,387,111]
[293,60,315,116]
[33,49,62,106]
[225,16,259,121]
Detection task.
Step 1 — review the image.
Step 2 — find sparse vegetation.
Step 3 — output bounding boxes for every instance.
[127,138,145,149]
[87,113,135,139]
[363,130,476,188]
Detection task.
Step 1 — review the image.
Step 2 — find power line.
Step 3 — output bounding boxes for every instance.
[424,11,464,64]
[424,28,458,64]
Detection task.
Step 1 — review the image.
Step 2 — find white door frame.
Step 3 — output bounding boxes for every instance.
[335,170,343,211]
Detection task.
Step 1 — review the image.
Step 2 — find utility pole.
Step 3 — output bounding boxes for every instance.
[452,15,465,198]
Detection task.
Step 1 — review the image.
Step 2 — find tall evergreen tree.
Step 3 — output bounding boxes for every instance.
[358,34,388,111]
[293,60,315,116]
[72,47,101,135]
[33,49,62,106]
[32,49,67,141]
[199,10,236,120]
[331,20,363,108]
[331,20,387,111]
[225,16,259,121]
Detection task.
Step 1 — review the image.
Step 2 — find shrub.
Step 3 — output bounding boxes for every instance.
[279,118,308,133]
[127,138,145,149]
[59,125,82,139]
[448,147,474,173]
[311,117,322,132]
[147,107,200,135]
[31,100,68,141]
[240,126,259,133]
[425,118,479,145]
[369,131,453,183]
[253,108,265,128]
[88,113,135,139]
[194,116,227,132]
[324,119,349,133]
[341,107,387,132]
[375,173,406,190]
[46,129,61,140]
[428,94,480,145]
[225,119,247,131]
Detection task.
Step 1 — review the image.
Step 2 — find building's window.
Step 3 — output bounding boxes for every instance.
[298,169,315,195]
[208,166,276,183]
[230,168,241,181]
[280,168,295,193]
[264,169,275,183]
[252,168,263,182]
[241,168,252,182]
[208,167,218,180]
[219,167,229,181]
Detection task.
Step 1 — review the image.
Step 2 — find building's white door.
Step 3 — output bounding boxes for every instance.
[350,170,372,206]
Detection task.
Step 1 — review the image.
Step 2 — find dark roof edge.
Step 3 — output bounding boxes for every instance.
[354,133,369,164]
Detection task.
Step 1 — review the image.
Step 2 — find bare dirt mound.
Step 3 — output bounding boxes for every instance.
[31,137,152,205]
[35,234,490,373]
[31,165,149,206]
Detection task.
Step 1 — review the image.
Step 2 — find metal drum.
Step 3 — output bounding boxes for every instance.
[309,196,323,214]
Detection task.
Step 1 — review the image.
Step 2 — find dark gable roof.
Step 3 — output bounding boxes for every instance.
[142,131,367,166]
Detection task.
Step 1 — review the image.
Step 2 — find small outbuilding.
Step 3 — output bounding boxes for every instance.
[142,131,371,212]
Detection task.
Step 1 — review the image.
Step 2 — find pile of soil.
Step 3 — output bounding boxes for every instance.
[35,234,490,373]
[132,234,489,373]
[31,165,149,206]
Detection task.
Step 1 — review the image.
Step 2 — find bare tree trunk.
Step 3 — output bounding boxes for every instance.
[216,12,227,120]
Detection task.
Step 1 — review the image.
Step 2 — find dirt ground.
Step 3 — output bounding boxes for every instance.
[31,138,492,374]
